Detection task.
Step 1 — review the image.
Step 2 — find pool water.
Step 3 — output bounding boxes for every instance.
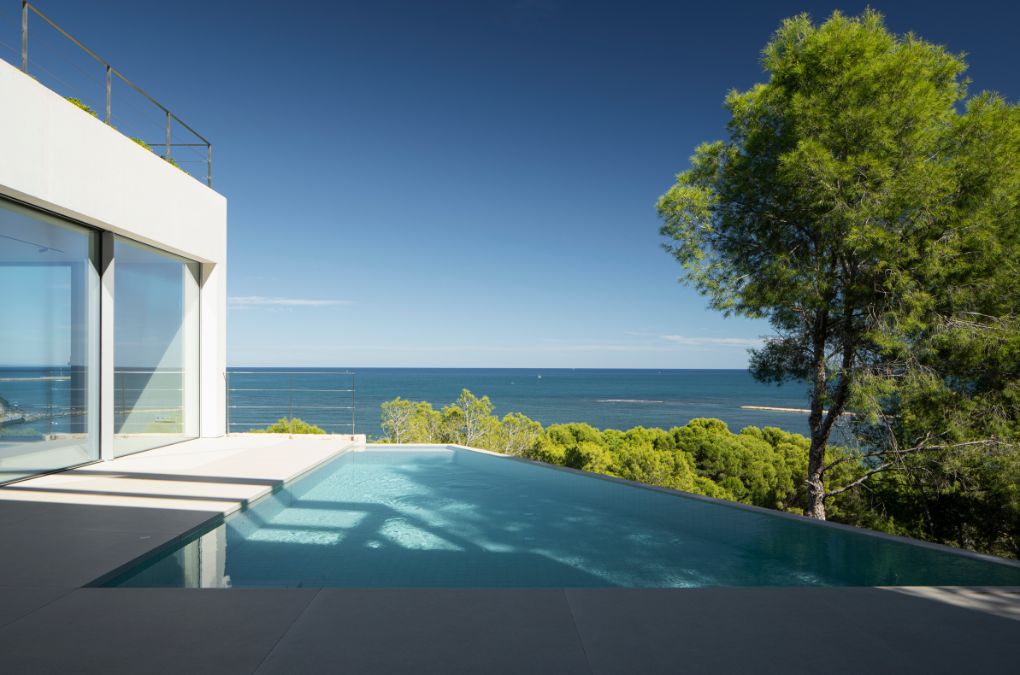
[105,446,1020,588]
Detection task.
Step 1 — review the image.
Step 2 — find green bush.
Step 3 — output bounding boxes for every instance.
[0,425,45,440]
[377,390,1018,558]
[250,417,326,434]
[378,392,815,507]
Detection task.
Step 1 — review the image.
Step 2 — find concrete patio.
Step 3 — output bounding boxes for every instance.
[0,434,359,513]
[0,435,1017,674]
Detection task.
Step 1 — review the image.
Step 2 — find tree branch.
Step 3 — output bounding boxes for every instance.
[824,462,894,497]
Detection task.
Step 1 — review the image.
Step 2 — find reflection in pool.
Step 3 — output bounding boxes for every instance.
[104,446,1020,588]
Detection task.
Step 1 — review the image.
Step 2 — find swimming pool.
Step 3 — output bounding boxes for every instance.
[104,445,1020,588]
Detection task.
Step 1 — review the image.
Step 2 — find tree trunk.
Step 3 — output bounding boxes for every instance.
[806,440,827,519]
[806,310,830,520]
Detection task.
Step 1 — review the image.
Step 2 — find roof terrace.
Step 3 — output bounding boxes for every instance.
[9,2,212,186]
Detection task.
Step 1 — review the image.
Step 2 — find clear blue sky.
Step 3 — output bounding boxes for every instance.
[6,1,1018,368]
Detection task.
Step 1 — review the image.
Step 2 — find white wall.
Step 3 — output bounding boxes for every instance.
[0,59,228,440]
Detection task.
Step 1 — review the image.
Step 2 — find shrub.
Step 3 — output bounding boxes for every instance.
[250,417,326,434]
[129,137,183,170]
[66,97,97,117]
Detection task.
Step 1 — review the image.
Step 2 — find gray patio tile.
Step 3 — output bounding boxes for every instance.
[13,501,219,534]
[0,586,74,629]
[255,588,592,675]
[0,523,190,587]
[565,587,1020,675]
[824,587,1020,671]
[0,500,67,526]
[0,588,319,675]
[566,588,839,675]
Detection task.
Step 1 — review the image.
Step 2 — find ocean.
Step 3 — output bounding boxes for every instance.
[1,367,813,441]
[225,368,811,439]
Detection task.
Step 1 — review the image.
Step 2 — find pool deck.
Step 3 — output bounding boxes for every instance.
[0,436,1017,674]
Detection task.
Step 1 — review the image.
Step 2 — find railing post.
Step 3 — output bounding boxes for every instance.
[105,64,111,124]
[21,1,28,73]
[224,371,230,436]
[17,3,213,186]
[351,372,356,435]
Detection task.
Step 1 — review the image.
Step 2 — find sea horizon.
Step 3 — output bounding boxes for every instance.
[3,366,812,440]
[223,367,808,439]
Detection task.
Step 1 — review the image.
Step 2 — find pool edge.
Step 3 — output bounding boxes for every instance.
[365,442,1020,573]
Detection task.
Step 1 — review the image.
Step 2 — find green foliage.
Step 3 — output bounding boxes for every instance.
[250,417,326,434]
[494,412,544,456]
[65,97,97,117]
[380,391,838,510]
[657,8,1020,523]
[128,137,183,170]
[62,99,187,173]
[378,390,1017,556]
[380,398,443,443]
[0,425,44,440]
[142,414,183,433]
[441,389,501,447]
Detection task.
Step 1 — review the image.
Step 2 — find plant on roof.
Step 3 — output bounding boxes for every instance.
[65,97,97,117]
[129,137,183,170]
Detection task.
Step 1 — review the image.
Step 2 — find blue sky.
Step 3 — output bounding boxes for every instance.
[6,1,1019,368]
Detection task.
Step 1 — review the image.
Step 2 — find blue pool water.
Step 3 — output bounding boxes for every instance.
[106,446,1020,588]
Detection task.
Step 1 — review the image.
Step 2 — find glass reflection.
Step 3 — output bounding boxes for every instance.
[113,237,199,456]
[0,199,99,484]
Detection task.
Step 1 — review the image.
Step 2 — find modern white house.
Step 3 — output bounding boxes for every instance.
[0,6,1018,674]
[0,54,227,485]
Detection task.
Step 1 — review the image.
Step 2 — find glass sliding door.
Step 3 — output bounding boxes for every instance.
[0,199,99,484]
[113,237,199,457]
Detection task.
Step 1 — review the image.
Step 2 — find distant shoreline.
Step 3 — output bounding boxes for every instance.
[741,405,813,414]
[742,405,855,417]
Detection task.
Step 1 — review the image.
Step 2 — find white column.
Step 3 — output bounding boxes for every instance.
[99,231,115,460]
[183,262,201,437]
[199,260,227,437]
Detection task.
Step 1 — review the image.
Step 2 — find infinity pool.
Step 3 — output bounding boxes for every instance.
[104,445,1020,588]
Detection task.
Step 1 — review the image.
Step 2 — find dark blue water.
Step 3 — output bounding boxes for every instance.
[0,366,182,437]
[3,367,814,440]
[226,368,811,439]
[0,367,86,436]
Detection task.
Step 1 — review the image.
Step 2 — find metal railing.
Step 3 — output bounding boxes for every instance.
[16,2,213,186]
[226,370,357,435]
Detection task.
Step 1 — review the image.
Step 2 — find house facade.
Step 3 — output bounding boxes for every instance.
[0,58,227,484]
